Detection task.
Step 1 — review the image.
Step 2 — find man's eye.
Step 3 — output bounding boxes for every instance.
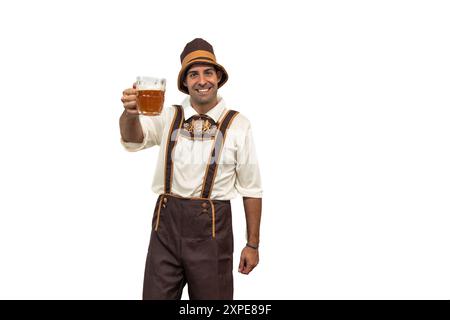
[190,73,197,78]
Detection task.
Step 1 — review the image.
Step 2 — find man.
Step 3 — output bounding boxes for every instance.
[119,38,262,300]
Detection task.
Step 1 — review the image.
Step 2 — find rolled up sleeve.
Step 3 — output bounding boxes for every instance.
[235,123,263,198]
[121,111,166,152]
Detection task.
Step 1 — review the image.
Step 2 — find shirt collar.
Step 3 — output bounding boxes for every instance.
[181,95,226,123]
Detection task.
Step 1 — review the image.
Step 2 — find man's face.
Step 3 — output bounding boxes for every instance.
[183,63,222,107]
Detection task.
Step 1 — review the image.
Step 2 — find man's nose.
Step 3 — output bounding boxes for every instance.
[198,74,207,86]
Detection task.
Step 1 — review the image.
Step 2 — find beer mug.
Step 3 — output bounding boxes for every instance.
[135,76,166,116]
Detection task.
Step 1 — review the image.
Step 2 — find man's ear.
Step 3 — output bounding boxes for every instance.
[216,70,223,82]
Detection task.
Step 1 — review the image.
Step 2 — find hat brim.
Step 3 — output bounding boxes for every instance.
[177,60,228,94]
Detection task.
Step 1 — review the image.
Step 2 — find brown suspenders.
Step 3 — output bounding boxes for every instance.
[163,105,239,198]
[200,110,239,198]
[164,105,184,194]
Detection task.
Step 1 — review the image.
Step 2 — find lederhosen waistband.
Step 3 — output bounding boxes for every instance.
[154,105,239,238]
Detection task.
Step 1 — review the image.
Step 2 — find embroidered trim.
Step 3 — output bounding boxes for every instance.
[180,117,218,140]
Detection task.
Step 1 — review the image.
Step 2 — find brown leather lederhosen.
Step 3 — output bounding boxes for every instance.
[143,105,239,300]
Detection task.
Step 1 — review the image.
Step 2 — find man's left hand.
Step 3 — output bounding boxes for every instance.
[238,246,259,275]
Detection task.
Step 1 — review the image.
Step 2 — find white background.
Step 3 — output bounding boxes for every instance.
[0,0,449,299]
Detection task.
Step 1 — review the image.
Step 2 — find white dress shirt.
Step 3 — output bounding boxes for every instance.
[121,96,262,200]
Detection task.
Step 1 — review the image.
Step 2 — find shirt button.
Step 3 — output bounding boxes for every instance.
[201,202,208,208]
[202,208,209,213]
[162,204,166,208]
[163,197,168,203]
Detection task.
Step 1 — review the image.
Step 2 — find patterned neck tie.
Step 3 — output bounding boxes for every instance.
[184,114,216,124]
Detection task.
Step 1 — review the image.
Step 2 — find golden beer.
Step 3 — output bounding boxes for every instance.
[136,76,166,116]
[137,89,165,116]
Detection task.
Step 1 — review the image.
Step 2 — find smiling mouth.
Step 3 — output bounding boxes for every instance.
[196,88,211,95]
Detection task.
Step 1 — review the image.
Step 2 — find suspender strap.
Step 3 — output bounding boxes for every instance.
[164,105,184,194]
[200,110,239,199]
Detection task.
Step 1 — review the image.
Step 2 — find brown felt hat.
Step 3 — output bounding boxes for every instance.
[177,38,228,94]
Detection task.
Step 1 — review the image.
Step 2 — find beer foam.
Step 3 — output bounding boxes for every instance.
[137,84,165,90]
[136,76,166,90]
